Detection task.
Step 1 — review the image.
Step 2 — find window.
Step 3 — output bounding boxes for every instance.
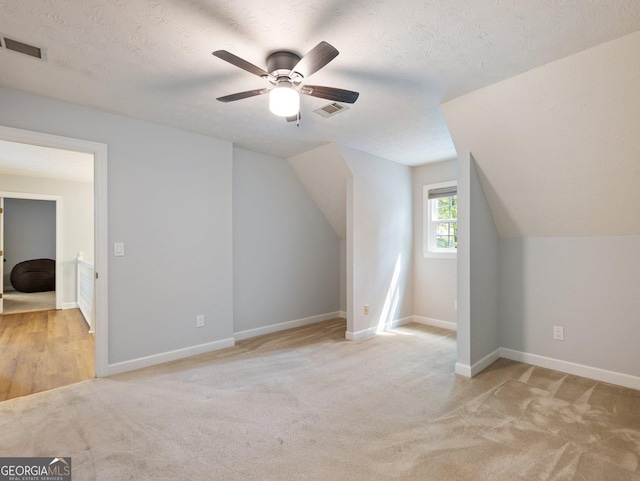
[423,181,457,258]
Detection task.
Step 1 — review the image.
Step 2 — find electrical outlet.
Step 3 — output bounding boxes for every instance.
[553,326,564,341]
[196,315,205,328]
[364,305,369,315]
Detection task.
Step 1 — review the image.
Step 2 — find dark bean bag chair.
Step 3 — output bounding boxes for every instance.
[10,258,56,293]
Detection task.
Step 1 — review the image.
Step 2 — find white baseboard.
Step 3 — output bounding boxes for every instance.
[472,348,501,376]
[345,328,373,341]
[413,316,457,331]
[500,348,640,391]
[339,311,347,319]
[455,348,501,378]
[390,316,414,329]
[455,362,471,377]
[107,337,235,376]
[345,316,413,341]
[234,311,341,341]
[62,302,78,309]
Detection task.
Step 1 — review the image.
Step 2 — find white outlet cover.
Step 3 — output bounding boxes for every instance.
[553,326,564,341]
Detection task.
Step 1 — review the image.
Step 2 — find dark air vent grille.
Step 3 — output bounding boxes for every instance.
[322,103,344,114]
[2,37,43,59]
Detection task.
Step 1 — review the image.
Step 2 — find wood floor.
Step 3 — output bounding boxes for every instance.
[0,308,94,401]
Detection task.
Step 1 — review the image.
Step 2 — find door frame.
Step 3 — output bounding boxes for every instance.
[0,125,108,377]
[0,193,63,310]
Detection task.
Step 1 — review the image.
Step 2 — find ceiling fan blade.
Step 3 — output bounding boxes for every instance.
[212,50,271,78]
[285,112,301,122]
[217,88,269,103]
[291,41,339,79]
[301,85,359,104]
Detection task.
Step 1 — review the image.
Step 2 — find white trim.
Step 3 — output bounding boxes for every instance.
[455,348,501,378]
[345,316,413,341]
[339,310,347,319]
[107,337,235,376]
[455,362,472,377]
[472,348,501,376]
[0,191,63,309]
[391,316,414,328]
[413,316,457,331]
[234,311,341,341]
[0,125,109,378]
[62,302,78,309]
[500,348,640,391]
[346,326,376,341]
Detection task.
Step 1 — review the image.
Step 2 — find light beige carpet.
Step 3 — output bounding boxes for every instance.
[1,319,639,480]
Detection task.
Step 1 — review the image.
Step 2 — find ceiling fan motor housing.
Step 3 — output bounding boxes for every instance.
[267,51,302,80]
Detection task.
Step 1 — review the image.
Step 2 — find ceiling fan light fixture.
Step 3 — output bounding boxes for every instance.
[269,81,299,117]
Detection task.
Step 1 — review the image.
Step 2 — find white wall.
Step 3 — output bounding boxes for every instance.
[412,160,457,324]
[499,235,640,378]
[339,146,413,339]
[0,86,234,366]
[232,148,340,335]
[0,176,93,304]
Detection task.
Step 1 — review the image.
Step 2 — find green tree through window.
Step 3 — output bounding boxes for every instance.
[423,181,457,258]
[435,196,457,249]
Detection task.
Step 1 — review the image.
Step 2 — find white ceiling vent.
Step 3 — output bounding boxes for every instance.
[314,102,350,118]
[0,34,46,60]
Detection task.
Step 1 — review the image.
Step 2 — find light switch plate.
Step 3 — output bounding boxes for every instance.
[114,242,125,257]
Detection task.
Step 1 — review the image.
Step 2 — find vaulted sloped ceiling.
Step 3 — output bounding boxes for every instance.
[288,143,350,239]
[442,31,640,238]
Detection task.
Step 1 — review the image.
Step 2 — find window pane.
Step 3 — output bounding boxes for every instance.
[433,220,457,250]
[434,196,457,221]
[436,223,450,235]
[437,198,450,220]
[436,236,450,248]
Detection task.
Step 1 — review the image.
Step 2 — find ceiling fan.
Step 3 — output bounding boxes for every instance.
[212,41,359,122]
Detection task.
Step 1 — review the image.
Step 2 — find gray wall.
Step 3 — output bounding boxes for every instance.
[339,145,413,336]
[469,156,499,365]
[457,153,500,372]
[412,160,457,323]
[499,235,640,377]
[0,86,234,365]
[232,147,340,333]
[4,198,56,290]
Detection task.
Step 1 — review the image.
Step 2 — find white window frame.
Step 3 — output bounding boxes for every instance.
[423,180,457,259]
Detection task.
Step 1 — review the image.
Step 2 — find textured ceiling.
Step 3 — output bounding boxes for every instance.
[1,1,640,166]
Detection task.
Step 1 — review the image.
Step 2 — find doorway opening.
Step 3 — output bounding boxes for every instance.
[1,196,61,315]
[0,125,108,400]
